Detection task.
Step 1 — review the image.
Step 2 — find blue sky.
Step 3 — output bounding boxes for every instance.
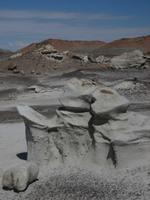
[0,0,150,50]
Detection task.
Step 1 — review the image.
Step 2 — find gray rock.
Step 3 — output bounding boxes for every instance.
[91,87,129,125]
[95,55,110,64]
[56,110,91,128]
[2,162,39,192]
[16,78,150,170]
[110,50,146,69]
[72,54,89,63]
[59,97,90,112]
[65,78,98,97]
[17,105,92,166]
[94,112,150,168]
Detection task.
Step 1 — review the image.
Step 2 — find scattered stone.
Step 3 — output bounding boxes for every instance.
[91,87,129,125]
[2,162,39,192]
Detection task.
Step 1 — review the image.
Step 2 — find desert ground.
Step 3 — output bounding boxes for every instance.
[0,36,150,199]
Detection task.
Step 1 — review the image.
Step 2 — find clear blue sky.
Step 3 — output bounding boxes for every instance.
[0,0,150,50]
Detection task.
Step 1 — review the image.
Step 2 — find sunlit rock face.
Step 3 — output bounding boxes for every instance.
[17,78,150,169]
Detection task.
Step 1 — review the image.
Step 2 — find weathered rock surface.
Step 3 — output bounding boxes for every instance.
[95,55,110,64]
[71,54,89,63]
[59,97,91,112]
[2,162,39,192]
[95,112,150,168]
[38,44,57,54]
[91,87,129,125]
[37,44,65,62]
[110,50,146,69]
[16,78,150,170]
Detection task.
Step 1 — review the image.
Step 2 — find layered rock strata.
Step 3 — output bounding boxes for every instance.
[17,78,150,169]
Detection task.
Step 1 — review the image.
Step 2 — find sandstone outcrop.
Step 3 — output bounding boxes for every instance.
[17,78,150,170]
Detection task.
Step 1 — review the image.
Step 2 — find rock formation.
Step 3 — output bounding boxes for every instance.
[2,162,39,192]
[17,78,150,170]
[37,44,65,62]
[110,50,146,69]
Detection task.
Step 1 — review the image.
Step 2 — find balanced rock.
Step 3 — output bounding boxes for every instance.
[91,87,129,125]
[16,78,150,170]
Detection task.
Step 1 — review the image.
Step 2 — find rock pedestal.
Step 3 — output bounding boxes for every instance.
[17,78,150,169]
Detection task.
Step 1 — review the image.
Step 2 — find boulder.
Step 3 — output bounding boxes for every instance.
[94,112,150,168]
[91,87,129,125]
[2,162,39,192]
[110,50,146,69]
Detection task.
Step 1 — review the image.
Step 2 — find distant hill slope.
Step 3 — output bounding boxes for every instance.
[20,39,106,55]
[0,49,12,60]
[93,35,150,57]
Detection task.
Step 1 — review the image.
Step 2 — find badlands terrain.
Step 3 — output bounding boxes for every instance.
[0,35,150,199]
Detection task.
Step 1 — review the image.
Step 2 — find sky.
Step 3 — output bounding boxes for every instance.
[0,0,150,51]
